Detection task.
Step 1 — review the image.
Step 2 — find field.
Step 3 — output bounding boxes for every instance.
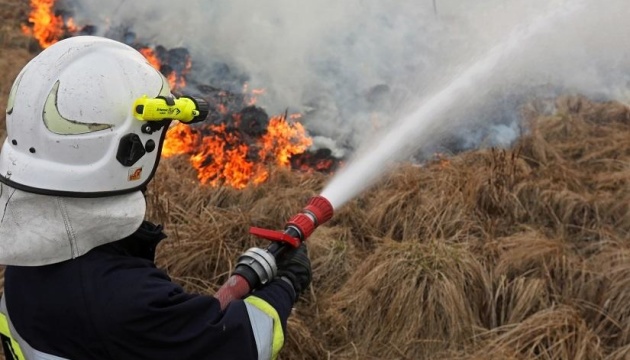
[1,1,630,359]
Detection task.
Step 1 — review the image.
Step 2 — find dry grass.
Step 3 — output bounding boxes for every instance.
[149,96,629,359]
[2,1,630,359]
[323,239,491,358]
[0,0,32,142]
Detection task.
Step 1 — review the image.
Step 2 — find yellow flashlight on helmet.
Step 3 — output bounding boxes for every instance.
[133,95,209,124]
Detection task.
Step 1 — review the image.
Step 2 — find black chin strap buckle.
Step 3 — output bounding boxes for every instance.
[116,133,146,167]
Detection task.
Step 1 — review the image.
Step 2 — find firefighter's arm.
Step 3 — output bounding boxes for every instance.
[239,244,312,360]
[92,248,310,360]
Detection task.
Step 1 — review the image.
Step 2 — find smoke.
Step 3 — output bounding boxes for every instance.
[66,0,630,157]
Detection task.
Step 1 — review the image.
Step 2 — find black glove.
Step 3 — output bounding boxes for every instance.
[276,243,312,298]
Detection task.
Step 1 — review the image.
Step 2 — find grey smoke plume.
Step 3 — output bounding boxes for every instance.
[66,0,630,157]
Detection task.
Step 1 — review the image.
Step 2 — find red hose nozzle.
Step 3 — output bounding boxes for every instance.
[304,195,334,225]
[216,195,334,309]
[285,196,334,240]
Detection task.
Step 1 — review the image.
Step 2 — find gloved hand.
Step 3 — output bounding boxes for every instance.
[276,243,312,298]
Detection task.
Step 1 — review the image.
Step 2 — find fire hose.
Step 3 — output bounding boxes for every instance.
[215,196,334,310]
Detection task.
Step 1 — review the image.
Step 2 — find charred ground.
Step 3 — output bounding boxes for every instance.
[1,1,630,359]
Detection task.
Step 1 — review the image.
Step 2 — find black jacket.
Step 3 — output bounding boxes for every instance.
[3,221,295,360]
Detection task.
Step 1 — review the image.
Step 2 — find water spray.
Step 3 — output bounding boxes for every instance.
[213,0,591,309]
[215,196,333,309]
[321,0,587,210]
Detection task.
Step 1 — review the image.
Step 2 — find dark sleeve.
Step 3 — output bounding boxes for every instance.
[92,266,294,360]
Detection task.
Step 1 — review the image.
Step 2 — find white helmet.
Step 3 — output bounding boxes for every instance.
[0,36,172,266]
[0,35,171,195]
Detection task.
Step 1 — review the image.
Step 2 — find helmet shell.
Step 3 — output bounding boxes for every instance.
[0,36,171,196]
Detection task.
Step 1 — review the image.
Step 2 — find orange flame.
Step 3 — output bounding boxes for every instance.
[168,55,192,90]
[22,0,67,49]
[188,124,265,189]
[259,116,312,166]
[164,115,313,189]
[139,46,190,91]
[162,123,199,157]
[139,47,162,70]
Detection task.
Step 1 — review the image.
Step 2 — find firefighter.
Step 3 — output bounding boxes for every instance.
[0,35,311,360]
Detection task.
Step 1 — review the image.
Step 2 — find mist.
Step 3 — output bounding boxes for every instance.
[66,0,630,158]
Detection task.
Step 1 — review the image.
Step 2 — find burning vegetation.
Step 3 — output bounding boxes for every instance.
[21,0,68,48]
[161,112,313,189]
[5,1,630,359]
[20,0,342,189]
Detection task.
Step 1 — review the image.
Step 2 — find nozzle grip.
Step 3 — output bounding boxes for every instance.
[249,227,301,248]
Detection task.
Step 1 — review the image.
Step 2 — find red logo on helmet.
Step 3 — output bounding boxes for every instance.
[128,167,143,181]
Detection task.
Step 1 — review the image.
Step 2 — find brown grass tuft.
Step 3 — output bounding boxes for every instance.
[324,240,490,358]
[472,306,605,360]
